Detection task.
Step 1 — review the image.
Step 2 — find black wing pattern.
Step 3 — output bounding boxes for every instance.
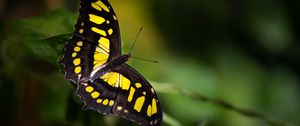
[76,64,162,126]
[59,0,163,126]
[59,0,121,83]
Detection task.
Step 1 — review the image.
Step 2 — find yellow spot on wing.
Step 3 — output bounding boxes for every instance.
[75,66,81,74]
[121,75,130,90]
[107,72,119,86]
[95,0,110,12]
[92,27,107,36]
[127,87,135,102]
[151,98,157,115]
[79,29,84,34]
[73,58,81,66]
[117,106,122,110]
[135,83,142,88]
[91,2,102,11]
[74,46,81,52]
[106,20,110,24]
[108,29,113,35]
[101,72,111,81]
[151,88,155,93]
[101,72,132,90]
[97,99,103,103]
[91,91,100,98]
[109,100,114,106]
[77,41,83,46]
[103,99,109,105]
[134,96,145,112]
[147,105,152,117]
[89,14,105,24]
[72,52,77,57]
[99,37,110,52]
[94,51,108,61]
[85,86,94,93]
[93,51,108,69]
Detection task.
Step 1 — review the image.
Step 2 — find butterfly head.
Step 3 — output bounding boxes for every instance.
[126,53,132,59]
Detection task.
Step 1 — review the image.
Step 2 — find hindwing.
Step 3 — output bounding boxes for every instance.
[76,64,162,126]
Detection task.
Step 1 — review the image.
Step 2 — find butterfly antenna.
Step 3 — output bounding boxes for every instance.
[128,27,158,63]
[131,56,159,63]
[128,27,143,55]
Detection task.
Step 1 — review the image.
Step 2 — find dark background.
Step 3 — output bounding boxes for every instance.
[0,0,300,126]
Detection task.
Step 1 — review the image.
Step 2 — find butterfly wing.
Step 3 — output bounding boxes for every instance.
[60,0,163,125]
[59,0,121,83]
[76,64,163,126]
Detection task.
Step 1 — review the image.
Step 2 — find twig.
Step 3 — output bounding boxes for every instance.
[151,82,296,126]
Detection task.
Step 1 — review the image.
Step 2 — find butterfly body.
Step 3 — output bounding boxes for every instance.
[59,0,162,126]
[89,54,130,82]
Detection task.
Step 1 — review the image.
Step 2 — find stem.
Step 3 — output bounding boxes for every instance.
[152,82,296,126]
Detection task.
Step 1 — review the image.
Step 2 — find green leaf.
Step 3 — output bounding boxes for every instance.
[12,10,76,64]
[13,10,76,40]
[23,34,71,64]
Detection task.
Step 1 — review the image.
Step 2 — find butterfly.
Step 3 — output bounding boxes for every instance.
[59,0,163,126]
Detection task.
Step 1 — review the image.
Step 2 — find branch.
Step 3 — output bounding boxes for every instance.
[152,82,296,126]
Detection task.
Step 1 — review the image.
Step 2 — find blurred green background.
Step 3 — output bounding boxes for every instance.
[1,0,300,126]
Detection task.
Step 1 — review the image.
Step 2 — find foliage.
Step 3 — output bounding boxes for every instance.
[1,1,300,126]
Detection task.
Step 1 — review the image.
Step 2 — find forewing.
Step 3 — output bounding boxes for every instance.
[59,0,122,83]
